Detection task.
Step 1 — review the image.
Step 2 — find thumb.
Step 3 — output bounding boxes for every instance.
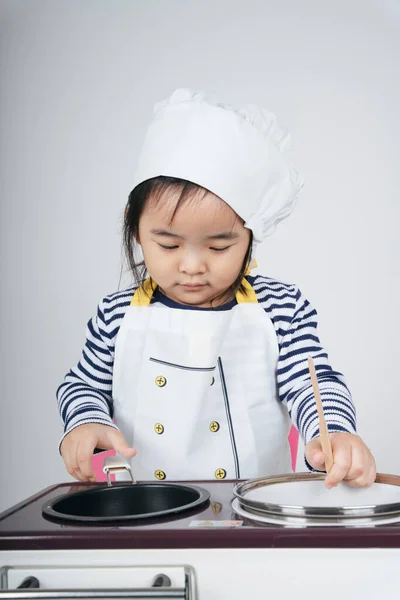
[305,437,326,470]
[107,429,137,459]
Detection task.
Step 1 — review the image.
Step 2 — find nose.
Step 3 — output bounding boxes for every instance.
[178,250,206,275]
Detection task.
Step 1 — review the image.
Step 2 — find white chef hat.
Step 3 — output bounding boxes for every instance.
[131,88,304,249]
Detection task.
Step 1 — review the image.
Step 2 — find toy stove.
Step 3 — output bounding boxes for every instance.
[1,478,400,599]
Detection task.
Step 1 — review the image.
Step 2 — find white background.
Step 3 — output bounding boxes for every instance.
[0,0,399,512]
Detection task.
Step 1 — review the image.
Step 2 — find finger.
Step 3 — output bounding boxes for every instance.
[108,430,137,458]
[368,453,377,484]
[305,438,325,470]
[365,462,377,486]
[308,449,326,470]
[71,468,86,482]
[342,444,365,484]
[345,465,375,487]
[71,463,94,483]
[76,438,97,481]
[68,441,92,483]
[345,448,376,488]
[118,446,137,459]
[324,445,352,489]
[66,455,85,482]
[62,445,83,482]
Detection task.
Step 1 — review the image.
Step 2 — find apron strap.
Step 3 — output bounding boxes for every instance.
[130,277,258,306]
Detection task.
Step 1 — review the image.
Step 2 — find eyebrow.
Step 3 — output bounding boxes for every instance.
[150,229,240,240]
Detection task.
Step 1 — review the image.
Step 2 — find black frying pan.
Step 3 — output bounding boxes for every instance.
[42,481,210,523]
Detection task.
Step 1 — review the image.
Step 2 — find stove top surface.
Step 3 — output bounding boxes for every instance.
[2,480,400,551]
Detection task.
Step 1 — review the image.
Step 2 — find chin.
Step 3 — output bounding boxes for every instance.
[177,292,211,304]
[174,289,214,306]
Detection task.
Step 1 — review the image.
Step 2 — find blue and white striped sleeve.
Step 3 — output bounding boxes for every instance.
[56,290,132,449]
[276,287,357,444]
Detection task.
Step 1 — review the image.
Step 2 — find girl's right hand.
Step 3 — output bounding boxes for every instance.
[60,423,137,482]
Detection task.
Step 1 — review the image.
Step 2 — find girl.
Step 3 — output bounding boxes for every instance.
[58,89,376,489]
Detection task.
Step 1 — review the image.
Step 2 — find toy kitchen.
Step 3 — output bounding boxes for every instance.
[1,456,400,600]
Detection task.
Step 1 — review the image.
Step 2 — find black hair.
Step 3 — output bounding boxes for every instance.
[123,176,253,304]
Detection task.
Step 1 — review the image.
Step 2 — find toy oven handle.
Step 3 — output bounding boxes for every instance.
[0,570,195,600]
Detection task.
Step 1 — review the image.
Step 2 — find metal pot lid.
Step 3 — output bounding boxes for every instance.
[42,482,210,523]
[233,472,400,520]
[231,497,400,528]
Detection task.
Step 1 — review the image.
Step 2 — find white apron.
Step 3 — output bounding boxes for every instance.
[112,278,292,481]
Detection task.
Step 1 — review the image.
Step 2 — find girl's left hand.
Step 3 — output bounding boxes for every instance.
[305,433,376,489]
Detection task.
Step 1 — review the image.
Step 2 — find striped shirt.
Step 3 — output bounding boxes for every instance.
[57,274,357,449]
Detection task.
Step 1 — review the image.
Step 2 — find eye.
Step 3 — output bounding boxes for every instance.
[210,246,230,253]
[158,244,179,250]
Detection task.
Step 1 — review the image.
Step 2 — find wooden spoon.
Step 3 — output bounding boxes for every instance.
[307,356,334,474]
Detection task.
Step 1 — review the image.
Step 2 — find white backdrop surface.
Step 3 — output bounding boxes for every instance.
[0,0,399,511]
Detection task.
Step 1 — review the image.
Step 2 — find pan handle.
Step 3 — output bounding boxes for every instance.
[102,455,136,486]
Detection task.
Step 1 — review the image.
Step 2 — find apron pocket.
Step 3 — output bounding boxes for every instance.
[149,357,215,372]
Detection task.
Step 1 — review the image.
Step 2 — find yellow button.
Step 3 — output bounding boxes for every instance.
[210,376,215,386]
[155,376,167,387]
[155,470,166,480]
[211,501,222,514]
[215,468,226,480]
[209,421,220,432]
[154,423,164,434]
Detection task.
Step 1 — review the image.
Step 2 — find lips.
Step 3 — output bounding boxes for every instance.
[180,283,206,290]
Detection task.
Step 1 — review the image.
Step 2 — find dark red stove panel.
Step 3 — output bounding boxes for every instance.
[1,481,400,551]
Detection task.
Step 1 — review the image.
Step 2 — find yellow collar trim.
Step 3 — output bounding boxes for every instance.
[236,277,258,304]
[130,277,258,307]
[130,277,155,307]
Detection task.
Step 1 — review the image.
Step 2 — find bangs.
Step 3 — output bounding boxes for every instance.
[145,177,215,226]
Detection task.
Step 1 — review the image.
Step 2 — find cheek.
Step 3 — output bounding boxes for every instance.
[232,241,250,264]
[144,245,162,263]
[226,244,249,277]
[214,249,244,277]
[139,242,160,270]
[144,245,177,272]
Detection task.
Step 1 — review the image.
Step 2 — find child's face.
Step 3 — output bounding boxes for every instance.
[138,189,251,307]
